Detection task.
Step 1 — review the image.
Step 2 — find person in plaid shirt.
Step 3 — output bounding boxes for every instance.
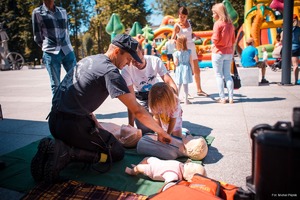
[32,0,76,95]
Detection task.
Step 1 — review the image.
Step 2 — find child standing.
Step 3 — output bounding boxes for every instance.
[172,35,194,104]
[152,40,159,57]
[164,36,176,71]
[262,47,269,68]
[148,82,182,137]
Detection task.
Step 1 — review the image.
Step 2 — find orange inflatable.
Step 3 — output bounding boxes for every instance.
[194,31,213,38]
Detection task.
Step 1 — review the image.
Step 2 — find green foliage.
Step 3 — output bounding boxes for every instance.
[229,0,245,30]
[88,16,111,53]
[60,0,94,59]
[95,0,150,29]
[0,0,245,62]
[82,33,94,56]
[90,0,151,52]
[0,0,42,62]
[154,0,244,31]
[0,0,93,62]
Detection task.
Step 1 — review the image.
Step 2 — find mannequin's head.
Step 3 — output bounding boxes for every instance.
[119,124,142,148]
[183,161,207,181]
[183,135,208,160]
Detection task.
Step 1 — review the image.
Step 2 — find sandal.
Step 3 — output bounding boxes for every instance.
[197,91,209,97]
[216,98,226,104]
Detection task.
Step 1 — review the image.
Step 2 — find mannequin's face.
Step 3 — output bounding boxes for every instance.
[182,135,208,161]
[183,162,201,181]
[119,124,142,148]
[120,124,137,136]
[182,134,193,144]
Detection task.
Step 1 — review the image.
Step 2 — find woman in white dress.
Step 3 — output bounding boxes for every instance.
[171,6,208,97]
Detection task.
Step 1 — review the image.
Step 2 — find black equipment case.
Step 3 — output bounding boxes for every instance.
[244,107,300,200]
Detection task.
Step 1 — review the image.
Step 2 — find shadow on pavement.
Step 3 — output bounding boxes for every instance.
[239,97,285,103]
[203,146,223,164]
[183,120,213,137]
[192,93,285,104]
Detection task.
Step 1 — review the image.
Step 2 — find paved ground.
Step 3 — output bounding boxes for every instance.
[0,65,299,199]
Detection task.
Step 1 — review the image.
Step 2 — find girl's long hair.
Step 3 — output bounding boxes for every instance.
[176,35,188,51]
[212,3,232,23]
[148,82,177,124]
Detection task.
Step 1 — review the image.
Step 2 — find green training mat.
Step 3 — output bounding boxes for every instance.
[0,136,214,196]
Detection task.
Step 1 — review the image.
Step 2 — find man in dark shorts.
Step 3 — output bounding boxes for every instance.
[31,34,172,183]
[164,37,176,71]
[241,38,269,84]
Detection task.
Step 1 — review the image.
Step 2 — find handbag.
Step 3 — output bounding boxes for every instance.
[224,60,241,89]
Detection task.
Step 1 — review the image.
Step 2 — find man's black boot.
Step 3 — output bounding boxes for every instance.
[30,138,53,182]
[44,139,100,183]
[44,139,72,183]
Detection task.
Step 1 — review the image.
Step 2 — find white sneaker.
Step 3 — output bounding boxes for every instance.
[188,94,194,99]
[185,100,192,104]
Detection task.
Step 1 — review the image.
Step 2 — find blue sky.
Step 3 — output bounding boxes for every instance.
[146,0,163,25]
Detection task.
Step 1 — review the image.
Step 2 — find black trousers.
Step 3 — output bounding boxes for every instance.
[48,109,124,162]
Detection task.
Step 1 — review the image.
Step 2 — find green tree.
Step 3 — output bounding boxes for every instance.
[82,33,94,56]
[0,0,94,63]
[154,0,244,31]
[95,0,151,29]
[230,0,245,30]
[60,0,93,59]
[88,15,109,54]
[0,0,42,63]
[90,0,151,53]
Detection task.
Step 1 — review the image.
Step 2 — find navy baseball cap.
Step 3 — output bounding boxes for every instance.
[112,34,142,63]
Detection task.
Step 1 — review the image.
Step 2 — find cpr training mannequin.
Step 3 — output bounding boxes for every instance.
[100,122,142,148]
[125,157,207,183]
[137,133,208,160]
